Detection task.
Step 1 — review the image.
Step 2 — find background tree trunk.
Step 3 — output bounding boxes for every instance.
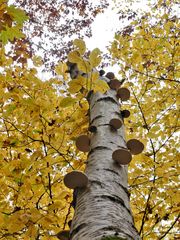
[70,89,140,240]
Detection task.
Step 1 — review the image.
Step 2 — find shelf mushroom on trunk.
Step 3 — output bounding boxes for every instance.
[109,79,122,90]
[127,139,144,155]
[121,109,130,118]
[117,87,130,101]
[62,171,89,239]
[105,72,115,80]
[64,170,89,189]
[56,230,70,240]
[75,135,90,152]
[112,148,132,165]
[109,118,123,130]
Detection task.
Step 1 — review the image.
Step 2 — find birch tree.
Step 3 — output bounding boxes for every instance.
[68,79,142,239]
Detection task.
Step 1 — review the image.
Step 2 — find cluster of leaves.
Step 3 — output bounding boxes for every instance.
[12,0,109,72]
[0,0,28,44]
[0,0,32,66]
[110,0,179,239]
[0,3,108,237]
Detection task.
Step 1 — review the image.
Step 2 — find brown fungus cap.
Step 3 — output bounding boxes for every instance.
[127,139,144,155]
[109,79,122,90]
[112,148,132,165]
[64,170,88,189]
[76,135,90,152]
[117,88,130,101]
[105,72,115,79]
[56,230,70,240]
[109,118,123,129]
[121,110,130,118]
[88,125,97,133]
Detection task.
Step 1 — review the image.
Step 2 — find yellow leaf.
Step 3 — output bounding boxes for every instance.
[26,224,38,238]
[77,59,91,73]
[55,62,68,80]
[89,48,102,68]
[68,76,86,94]
[32,56,43,67]
[57,190,71,200]
[48,201,64,211]
[68,50,81,63]
[40,216,54,227]
[60,97,76,108]
[30,208,43,222]
[68,80,82,93]
[0,213,4,227]
[91,71,99,82]
[93,79,109,93]
[73,39,86,55]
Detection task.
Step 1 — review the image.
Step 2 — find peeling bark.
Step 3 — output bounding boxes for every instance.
[70,89,140,240]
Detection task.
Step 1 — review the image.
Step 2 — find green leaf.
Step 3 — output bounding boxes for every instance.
[0,30,8,44]
[6,104,16,114]
[0,26,25,44]
[7,5,29,25]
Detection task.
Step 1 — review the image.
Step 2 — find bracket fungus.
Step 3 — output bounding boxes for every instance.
[127,139,144,155]
[56,230,70,240]
[64,170,88,189]
[117,88,130,101]
[88,125,97,133]
[99,69,105,76]
[109,79,122,90]
[76,135,90,152]
[105,72,115,80]
[112,148,132,165]
[109,118,123,130]
[121,110,130,118]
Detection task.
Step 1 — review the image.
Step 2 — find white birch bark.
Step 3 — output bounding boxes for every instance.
[70,88,140,240]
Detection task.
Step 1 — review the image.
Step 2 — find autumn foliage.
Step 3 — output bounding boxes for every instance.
[0,0,179,239]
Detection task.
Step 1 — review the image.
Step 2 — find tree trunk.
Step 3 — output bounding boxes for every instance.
[70,89,140,240]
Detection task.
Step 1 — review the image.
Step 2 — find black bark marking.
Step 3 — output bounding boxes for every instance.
[97,195,131,215]
[70,223,87,238]
[88,146,111,156]
[97,97,118,105]
[91,96,118,110]
[114,181,130,198]
[91,115,103,125]
[103,168,119,176]
[114,111,122,118]
[98,124,110,127]
[91,180,103,187]
[101,226,134,239]
[110,140,124,146]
